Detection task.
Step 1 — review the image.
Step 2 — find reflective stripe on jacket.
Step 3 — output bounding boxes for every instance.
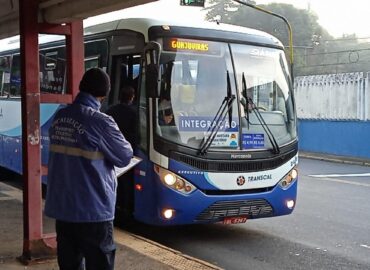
[44,92,133,222]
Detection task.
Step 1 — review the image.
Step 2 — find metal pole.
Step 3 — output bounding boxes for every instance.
[66,21,85,98]
[19,0,56,263]
[18,0,86,264]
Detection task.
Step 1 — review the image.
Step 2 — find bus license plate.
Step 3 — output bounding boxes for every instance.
[223,216,247,225]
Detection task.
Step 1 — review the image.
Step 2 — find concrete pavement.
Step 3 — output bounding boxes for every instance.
[2,151,368,269]
[0,180,222,270]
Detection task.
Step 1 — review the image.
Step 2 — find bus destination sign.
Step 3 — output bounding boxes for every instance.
[164,38,221,55]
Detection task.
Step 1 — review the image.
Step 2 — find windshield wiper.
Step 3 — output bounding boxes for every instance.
[227,70,233,126]
[241,73,280,155]
[241,72,250,129]
[198,71,235,156]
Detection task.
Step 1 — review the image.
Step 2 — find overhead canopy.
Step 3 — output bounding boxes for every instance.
[0,0,158,39]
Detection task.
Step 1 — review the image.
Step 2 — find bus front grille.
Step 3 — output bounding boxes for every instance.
[195,199,273,222]
[171,150,296,172]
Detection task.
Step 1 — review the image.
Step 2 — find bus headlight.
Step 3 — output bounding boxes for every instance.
[164,173,176,185]
[279,167,298,189]
[286,200,295,209]
[154,165,197,194]
[162,208,175,219]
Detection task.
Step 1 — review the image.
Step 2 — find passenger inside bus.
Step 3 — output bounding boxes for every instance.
[106,85,137,223]
[106,85,138,147]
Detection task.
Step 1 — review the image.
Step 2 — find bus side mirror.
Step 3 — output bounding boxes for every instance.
[144,42,161,98]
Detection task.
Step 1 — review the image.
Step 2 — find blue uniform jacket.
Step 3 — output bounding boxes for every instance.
[44,92,133,222]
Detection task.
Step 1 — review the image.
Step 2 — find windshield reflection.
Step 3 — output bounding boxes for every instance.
[232,44,296,150]
[155,40,297,151]
[156,41,239,150]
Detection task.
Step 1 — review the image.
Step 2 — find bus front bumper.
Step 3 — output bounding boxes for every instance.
[134,179,297,226]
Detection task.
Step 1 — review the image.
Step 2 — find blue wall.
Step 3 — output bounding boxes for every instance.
[298,120,370,160]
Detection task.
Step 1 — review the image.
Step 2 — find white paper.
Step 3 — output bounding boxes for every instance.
[114,156,142,177]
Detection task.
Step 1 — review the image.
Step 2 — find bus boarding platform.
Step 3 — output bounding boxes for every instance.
[0,181,222,270]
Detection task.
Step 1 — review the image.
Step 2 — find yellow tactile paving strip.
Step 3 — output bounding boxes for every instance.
[115,229,223,270]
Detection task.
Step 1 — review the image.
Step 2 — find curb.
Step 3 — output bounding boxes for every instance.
[0,181,223,270]
[299,152,370,167]
[115,229,223,270]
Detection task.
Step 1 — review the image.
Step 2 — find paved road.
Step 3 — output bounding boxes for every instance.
[128,158,370,270]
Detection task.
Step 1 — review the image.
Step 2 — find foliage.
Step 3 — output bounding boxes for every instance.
[204,0,370,76]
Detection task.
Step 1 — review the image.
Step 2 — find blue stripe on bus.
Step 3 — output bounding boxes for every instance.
[0,104,60,136]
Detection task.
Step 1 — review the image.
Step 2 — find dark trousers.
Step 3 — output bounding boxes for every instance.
[55,220,116,270]
[116,169,134,215]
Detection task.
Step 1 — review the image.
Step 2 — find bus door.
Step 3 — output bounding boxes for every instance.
[106,54,142,222]
[108,31,145,107]
[108,54,141,107]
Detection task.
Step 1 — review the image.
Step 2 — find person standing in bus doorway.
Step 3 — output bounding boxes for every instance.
[106,85,138,223]
[44,68,133,270]
[106,85,137,147]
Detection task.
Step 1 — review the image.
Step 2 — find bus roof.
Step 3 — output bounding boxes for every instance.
[85,17,283,46]
[0,17,283,53]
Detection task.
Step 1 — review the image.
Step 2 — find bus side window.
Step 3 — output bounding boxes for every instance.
[85,40,108,70]
[0,56,11,97]
[85,56,100,70]
[40,49,66,94]
[84,40,108,109]
[9,54,21,97]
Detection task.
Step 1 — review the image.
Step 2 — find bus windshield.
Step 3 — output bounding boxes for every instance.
[155,38,296,152]
[232,44,297,150]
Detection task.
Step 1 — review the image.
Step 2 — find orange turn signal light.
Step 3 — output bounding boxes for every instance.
[135,184,143,191]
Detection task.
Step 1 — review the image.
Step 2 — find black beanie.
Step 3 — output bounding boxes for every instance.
[79,68,110,97]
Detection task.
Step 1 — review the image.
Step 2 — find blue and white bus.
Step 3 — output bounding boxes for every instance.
[0,17,298,226]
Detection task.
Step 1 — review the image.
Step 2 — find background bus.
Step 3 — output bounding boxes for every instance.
[0,17,298,226]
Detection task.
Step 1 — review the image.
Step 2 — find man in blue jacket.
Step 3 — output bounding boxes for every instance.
[45,68,133,270]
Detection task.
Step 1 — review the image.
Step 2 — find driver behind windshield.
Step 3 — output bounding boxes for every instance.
[159,99,175,126]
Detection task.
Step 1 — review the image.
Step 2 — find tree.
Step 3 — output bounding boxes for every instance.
[205,1,370,76]
[206,1,328,45]
[204,0,333,76]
